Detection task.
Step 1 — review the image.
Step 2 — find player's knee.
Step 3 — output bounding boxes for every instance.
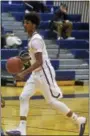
[19,95,25,101]
[19,94,29,101]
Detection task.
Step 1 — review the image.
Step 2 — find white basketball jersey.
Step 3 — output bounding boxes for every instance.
[28,32,52,71]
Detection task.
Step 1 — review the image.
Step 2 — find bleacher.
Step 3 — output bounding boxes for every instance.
[1,1,89,86]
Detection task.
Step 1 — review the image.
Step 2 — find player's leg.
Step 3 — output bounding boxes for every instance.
[40,65,86,136]
[40,68,71,115]
[52,79,86,136]
[6,73,36,135]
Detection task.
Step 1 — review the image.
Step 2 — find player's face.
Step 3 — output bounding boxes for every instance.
[24,20,35,34]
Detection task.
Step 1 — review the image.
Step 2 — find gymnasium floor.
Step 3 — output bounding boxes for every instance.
[1,85,89,135]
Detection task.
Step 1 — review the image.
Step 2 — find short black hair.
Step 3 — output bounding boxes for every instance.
[24,12,40,28]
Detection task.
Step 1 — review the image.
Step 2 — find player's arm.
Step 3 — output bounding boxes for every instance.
[25,51,43,71]
[15,52,42,80]
[15,39,43,80]
[21,39,43,75]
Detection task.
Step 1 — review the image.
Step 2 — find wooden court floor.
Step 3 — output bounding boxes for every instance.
[1,85,89,135]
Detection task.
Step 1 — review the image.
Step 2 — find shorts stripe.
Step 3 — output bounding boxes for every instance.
[45,61,54,84]
[42,66,60,98]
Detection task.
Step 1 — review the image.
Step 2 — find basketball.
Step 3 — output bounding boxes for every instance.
[6,57,23,74]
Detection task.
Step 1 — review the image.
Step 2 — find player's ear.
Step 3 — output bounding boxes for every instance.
[33,24,36,29]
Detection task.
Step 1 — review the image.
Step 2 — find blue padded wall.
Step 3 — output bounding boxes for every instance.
[56,71,75,81]
[57,40,89,49]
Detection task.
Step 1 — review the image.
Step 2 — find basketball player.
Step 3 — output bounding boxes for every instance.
[6,12,86,136]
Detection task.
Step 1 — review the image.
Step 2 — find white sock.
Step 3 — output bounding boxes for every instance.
[19,120,26,128]
[19,120,26,135]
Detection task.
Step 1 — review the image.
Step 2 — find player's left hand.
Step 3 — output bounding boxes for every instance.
[15,72,25,80]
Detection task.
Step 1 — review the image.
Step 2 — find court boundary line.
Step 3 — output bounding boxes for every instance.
[3,93,89,100]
